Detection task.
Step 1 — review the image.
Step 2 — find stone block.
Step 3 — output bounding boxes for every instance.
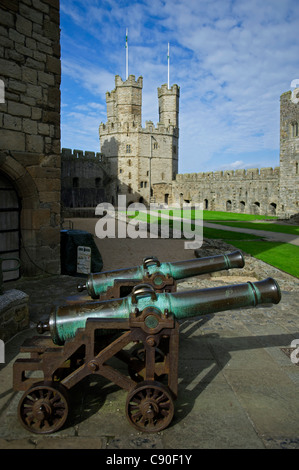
[0,289,29,342]
[46,56,60,74]
[16,15,33,37]
[8,79,27,93]
[42,110,59,125]
[14,42,34,58]
[8,28,25,45]
[26,37,37,50]
[32,0,50,14]
[35,177,61,192]
[0,9,14,28]
[8,101,31,117]
[38,122,50,135]
[38,71,54,86]
[21,208,51,230]
[3,115,22,131]
[27,83,42,99]
[0,58,22,80]
[19,3,44,25]
[25,134,44,153]
[22,118,38,134]
[31,107,42,120]
[25,57,45,71]
[22,66,38,85]
[0,129,25,152]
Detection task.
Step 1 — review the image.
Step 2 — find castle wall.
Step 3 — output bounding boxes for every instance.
[153,167,280,215]
[61,148,110,208]
[279,89,299,217]
[0,0,61,276]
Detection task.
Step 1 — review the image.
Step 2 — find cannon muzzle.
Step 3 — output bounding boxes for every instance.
[44,277,281,345]
[78,251,245,299]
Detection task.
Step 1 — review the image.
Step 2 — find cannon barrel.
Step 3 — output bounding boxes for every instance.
[77,251,245,298]
[41,277,281,345]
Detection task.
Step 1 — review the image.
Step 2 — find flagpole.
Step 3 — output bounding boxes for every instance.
[126,28,128,80]
[167,42,170,89]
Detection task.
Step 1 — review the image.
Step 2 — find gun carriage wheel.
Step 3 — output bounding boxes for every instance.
[126,380,174,432]
[17,381,69,434]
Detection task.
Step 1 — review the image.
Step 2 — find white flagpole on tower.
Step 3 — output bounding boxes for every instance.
[126,28,128,80]
[167,42,170,89]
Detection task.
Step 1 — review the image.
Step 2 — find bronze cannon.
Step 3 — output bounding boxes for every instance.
[13,276,281,435]
[77,250,245,299]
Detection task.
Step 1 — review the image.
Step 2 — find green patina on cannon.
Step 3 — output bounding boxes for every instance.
[77,250,245,299]
[42,277,281,346]
[13,263,281,434]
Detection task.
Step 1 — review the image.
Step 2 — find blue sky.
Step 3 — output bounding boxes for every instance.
[60,0,299,174]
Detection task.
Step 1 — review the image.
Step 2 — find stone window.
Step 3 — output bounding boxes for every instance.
[126,144,131,153]
[161,172,164,180]
[153,142,158,149]
[292,122,298,137]
[173,145,177,154]
[140,181,144,188]
[128,159,131,166]
[128,184,132,194]
[144,181,147,188]
[296,162,298,174]
[95,177,101,188]
[128,172,131,179]
[119,168,122,173]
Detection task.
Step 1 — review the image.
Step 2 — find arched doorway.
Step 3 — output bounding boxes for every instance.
[0,172,20,281]
[226,200,232,211]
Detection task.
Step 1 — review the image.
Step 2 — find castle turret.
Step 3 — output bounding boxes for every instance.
[114,75,143,125]
[279,87,299,217]
[106,90,116,122]
[158,83,180,128]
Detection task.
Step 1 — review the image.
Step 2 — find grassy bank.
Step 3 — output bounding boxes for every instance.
[212,221,299,236]
[227,240,299,278]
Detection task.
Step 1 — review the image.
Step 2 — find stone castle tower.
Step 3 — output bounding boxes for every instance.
[279,87,299,215]
[99,75,179,205]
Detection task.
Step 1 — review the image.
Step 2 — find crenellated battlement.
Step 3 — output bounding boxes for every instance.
[61,148,107,163]
[115,74,143,88]
[176,167,280,183]
[99,120,178,136]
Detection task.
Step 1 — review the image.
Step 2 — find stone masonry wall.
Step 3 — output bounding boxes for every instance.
[153,166,280,215]
[279,89,299,217]
[0,0,61,276]
[61,148,111,208]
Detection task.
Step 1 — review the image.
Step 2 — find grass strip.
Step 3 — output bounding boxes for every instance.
[225,240,299,278]
[212,221,299,236]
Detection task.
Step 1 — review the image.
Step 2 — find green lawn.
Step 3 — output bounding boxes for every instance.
[202,227,261,240]
[227,240,299,278]
[154,209,278,221]
[127,209,278,222]
[211,221,299,236]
